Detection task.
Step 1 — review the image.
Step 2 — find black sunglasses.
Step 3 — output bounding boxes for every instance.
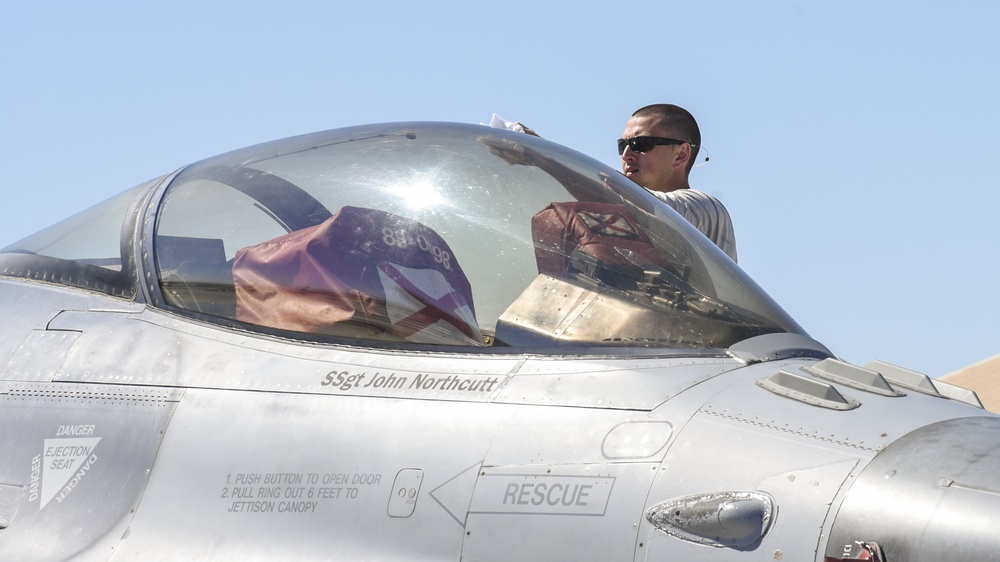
[617,136,692,155]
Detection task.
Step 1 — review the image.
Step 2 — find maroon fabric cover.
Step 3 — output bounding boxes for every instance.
[531,201,669,276]
[232,206,481,344]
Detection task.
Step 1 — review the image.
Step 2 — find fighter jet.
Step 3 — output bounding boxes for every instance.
[0,122,996,561]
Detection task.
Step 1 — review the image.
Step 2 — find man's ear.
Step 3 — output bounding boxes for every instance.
[674,142,692,170]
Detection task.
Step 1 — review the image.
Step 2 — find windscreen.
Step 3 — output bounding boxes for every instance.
[0,181,159,298]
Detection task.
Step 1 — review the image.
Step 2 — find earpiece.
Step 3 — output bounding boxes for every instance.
[695,145,711,167]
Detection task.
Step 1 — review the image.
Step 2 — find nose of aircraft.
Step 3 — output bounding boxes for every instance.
[825,416,1000,561]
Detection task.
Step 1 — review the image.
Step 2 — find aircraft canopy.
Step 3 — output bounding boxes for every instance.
[1,122,804,351]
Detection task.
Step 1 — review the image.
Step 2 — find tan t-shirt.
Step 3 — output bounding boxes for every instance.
[650,189,738,262]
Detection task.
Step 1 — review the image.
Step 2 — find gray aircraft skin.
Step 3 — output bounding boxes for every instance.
[0,122,996,561]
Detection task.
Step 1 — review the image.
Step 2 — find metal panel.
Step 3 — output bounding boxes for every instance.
[0,281,137,376]
[0,483,20,529]
[494,358,737,410]
[0,383,177,561]
[826,417,1000,561]
[112,388,508,560]
[50,309,525,400]
[1,331,79,382]
[485,409,672,466]
[463,463,656,561]
[638,413,861,561]
[706,359,989,454]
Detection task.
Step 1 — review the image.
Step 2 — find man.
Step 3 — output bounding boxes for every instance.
[620,104,737,262]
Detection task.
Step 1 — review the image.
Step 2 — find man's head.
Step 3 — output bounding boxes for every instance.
[620,104,701,193]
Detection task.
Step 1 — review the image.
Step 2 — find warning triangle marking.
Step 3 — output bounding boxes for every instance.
[40,437,101,508]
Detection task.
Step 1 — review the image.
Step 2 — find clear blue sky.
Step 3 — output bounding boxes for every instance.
[2,2,998,378]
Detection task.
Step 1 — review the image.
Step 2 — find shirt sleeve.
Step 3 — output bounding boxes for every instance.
[651,189,738,262]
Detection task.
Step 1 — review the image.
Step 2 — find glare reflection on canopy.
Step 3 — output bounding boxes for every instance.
[390,177,446,211]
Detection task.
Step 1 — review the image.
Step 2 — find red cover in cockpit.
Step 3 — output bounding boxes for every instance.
[531,201,669,276]
[232,206,482,345]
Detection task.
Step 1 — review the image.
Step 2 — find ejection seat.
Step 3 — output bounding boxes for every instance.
[530,200,676,283]
[494,201,706,347]
[231,206,484,346]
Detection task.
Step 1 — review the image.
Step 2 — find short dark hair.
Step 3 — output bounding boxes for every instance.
[632,104,701,172]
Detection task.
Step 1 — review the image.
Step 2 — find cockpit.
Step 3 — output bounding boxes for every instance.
[0,122,804,351]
